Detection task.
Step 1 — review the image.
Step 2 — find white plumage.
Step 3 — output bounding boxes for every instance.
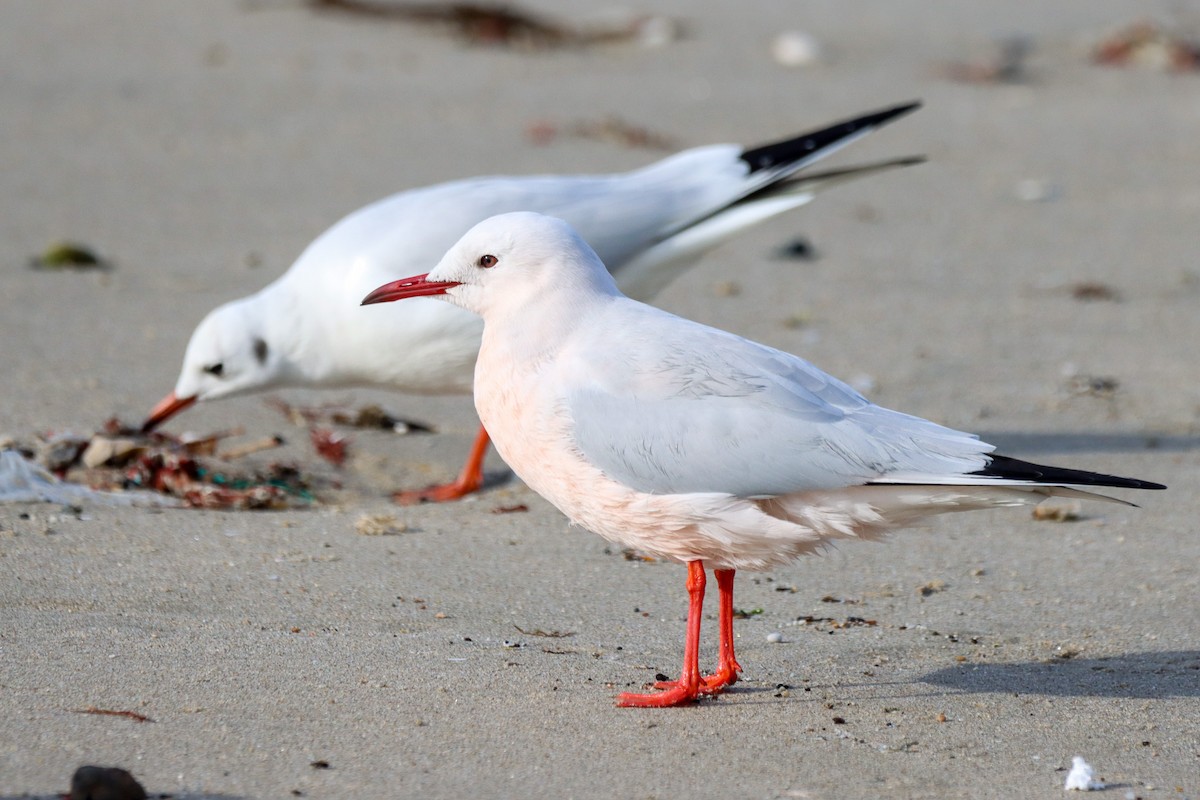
[361,211,1164,706]
[145,103,923,502]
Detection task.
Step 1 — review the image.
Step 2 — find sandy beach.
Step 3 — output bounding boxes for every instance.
[1,1,1197,797]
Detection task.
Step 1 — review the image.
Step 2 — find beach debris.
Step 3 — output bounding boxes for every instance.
[310,427,350,467]
[38,432,91,477]
[525,116,679,151]
[355,513,408,535]
[1064,755,1105,791]
[0,449,180,508]
[73,706,154,723]
[305,1,677,50]
[4,416,321,509]
[771,30,823,67]
[266,397,432,434]
[121,454,306,509]
[31,241,108,270]
[1032,498,1083,522]
[939,36,1032,84]
[917,579,947,597]
[491,503,528,514]
[1069,281,1121,302]
[69,765,148,800]
[774,236,817,261]
[80,436,145,469]
[1066,374,1120,398]
[514,625,573,638]
[220,434,286,460]
[343,404,433,434]
[309,759,332,770]
[620,547,659,562]
[792,615,877,629]
[1093,20,1200,72]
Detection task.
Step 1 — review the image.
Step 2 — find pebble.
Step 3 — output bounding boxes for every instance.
[766,631,784,643]
[1014,178,1059,202]
[771,31,822,67]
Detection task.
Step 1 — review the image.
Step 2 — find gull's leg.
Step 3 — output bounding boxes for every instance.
[393,425,491,505]
[701,568,742,691]
[617,561,706,708]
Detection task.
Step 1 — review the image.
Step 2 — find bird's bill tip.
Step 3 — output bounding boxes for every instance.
[142,391,197,432]
[360,274,461,305]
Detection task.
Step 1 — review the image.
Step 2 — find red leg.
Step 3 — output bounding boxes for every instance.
[702,568,742,691]
[392,425,491,505]
[650,567,741,695]
[617,561,707,708]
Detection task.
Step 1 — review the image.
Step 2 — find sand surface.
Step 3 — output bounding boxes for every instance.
[1,1,1197,797]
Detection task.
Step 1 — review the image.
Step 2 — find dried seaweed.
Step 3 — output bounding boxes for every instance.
[938,37,1032,84]
[1093,20,1200,72]
[526,116,679,151]
[30,241,109,270]
[73,706,154,723]
[305,1,674,50]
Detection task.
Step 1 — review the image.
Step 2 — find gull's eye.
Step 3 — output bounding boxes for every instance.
[253,338,269,365]
[478,254,498,268]
[203,362,225,377]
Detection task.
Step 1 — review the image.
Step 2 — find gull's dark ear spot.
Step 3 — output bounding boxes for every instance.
[253,337,269,365]
[203,363,225,377]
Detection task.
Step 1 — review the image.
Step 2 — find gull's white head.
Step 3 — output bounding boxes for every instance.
[361,212,619,318]
[143,296,285,430]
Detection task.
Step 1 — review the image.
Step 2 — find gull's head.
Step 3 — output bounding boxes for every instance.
[143,298,281,431]
[361,212,618,319]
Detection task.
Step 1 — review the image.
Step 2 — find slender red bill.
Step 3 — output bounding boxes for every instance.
[360,273,461,306]
[142,391,197,432]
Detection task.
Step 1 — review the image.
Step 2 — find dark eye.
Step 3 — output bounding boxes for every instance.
[478,254,498,268]
[204,363,225,377]
[253,338,269,365]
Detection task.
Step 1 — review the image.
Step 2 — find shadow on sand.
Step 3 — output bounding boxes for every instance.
[975,430,1200,457]
[920,650,1200,698]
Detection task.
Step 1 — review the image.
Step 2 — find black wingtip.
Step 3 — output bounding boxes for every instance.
[740,100,923,174]
[972,454,1167,491]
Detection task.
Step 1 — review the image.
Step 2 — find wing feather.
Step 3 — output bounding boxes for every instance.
[560,302,991,497]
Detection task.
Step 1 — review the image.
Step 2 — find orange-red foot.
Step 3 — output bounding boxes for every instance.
[393,425,491,505]
[652,663,740,695]
[616,682,703,708]
[392,478,479,505]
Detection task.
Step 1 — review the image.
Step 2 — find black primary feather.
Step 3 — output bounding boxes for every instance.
[972,454,1166,491]
[739,101,922,174]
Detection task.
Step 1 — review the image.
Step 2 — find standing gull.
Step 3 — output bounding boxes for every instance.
[144,102,922,503]
[361,212,1165,707]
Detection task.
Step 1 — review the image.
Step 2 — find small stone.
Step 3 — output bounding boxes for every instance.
[634,15,678,48]
[70,765,147,800]
[1014,178,1059,202]
[766,631,784,643]
[772,31,822,67]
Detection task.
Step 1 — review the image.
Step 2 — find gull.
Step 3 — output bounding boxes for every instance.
[361,212,1165,707]
[144,102,923,503]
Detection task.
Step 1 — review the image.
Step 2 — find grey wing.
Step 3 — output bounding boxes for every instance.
[563,311,992,497]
